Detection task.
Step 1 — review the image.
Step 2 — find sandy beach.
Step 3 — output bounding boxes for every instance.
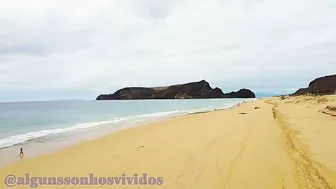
[1,96,336,189]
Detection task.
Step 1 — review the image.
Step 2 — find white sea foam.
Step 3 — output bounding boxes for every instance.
[0,118,127,149]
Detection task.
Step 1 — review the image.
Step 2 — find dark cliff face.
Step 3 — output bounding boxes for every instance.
[222,89,256,98]
[293,74,336,95]
[96,80,255,100]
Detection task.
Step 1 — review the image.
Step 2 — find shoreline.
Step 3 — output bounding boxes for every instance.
[0,100,248,168]
[1,96,335,188]
[0,114,175,168]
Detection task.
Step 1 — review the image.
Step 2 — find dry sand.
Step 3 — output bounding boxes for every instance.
[1,96,336,189]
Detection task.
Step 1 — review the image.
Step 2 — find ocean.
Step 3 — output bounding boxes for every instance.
[0,98,254,166]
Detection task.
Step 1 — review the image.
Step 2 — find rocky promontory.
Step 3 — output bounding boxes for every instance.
[223,89,256,98]
[292,74,336,95]
[96,80,255,100]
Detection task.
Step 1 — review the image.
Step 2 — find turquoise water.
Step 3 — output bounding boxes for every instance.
[0,99,254,149]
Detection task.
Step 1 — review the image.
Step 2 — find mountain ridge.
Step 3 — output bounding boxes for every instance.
[96,80,255,100]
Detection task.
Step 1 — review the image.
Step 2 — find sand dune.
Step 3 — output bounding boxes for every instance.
[0,96,335,188]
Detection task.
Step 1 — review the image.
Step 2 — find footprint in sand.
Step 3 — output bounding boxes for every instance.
[137,145,145,151]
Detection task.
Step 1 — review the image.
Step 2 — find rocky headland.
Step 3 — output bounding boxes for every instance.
[292,74,336,95]
[96,80,255,100]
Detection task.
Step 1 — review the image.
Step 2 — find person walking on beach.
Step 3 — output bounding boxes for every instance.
[20,147,24,159]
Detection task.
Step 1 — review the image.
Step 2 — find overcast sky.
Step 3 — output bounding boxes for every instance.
[0,0,335,101]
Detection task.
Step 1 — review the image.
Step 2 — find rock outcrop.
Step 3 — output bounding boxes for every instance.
[320,105,336,117]
[222,89,256,98]
[292,74,336,95]
[96,80,255,100]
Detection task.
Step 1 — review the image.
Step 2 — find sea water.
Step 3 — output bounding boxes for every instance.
[0,98,254,166]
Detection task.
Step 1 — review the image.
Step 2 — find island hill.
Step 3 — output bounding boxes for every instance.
[292,74,336,96]
[96,80,255,100]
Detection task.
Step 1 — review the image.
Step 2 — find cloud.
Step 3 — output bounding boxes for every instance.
[0,0,336,101]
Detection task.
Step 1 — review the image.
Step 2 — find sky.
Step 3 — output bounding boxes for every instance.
[0,0,336,101]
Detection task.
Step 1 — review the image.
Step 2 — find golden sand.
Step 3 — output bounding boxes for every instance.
[1,96,336,188]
